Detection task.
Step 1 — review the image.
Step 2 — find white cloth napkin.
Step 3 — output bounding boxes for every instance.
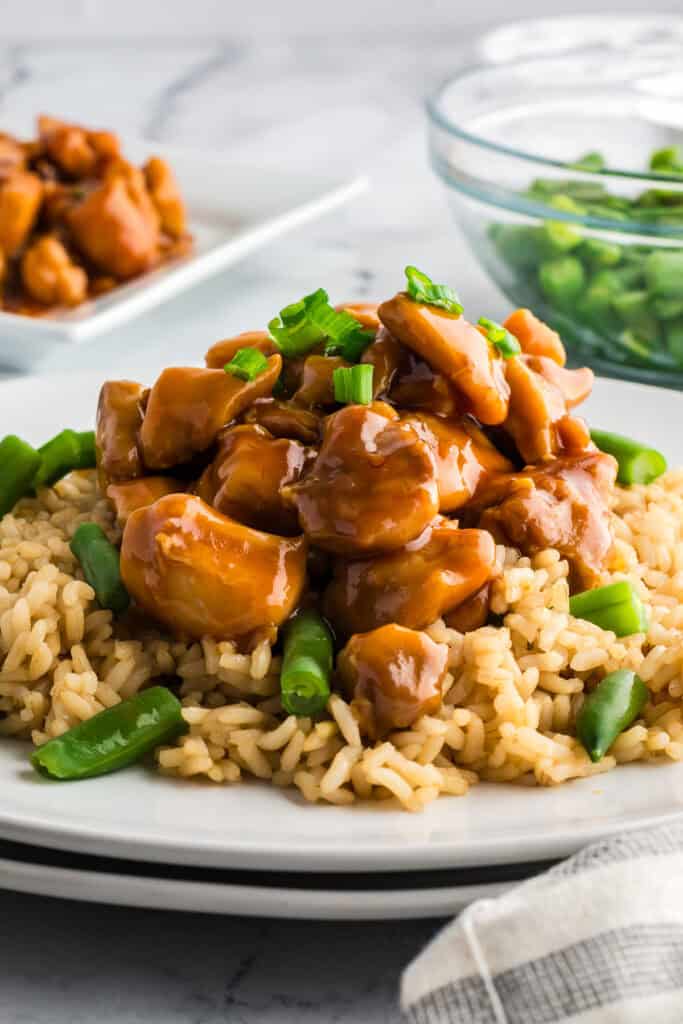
[401,823,683,1023]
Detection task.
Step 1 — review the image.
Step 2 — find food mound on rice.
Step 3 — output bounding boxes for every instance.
[1,270,681,810]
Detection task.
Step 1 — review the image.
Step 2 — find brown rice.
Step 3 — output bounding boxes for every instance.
[1,467,683,810]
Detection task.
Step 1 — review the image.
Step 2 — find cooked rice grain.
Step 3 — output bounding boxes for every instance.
[2,468,683,809]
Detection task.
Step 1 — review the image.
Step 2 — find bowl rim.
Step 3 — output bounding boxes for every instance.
[426,53,683,186]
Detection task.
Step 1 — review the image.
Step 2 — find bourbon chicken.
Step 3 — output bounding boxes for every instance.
[0,114,191,316]
[95,268,620,737]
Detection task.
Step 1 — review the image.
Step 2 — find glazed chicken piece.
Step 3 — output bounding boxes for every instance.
[285,401,439,556]
[504,354,594,463]
[338,302,380,330]
[444,583,491,633]
[106,476,183,526]
[244,399,321,445]
[0,134,27,178]
[378,292,510,425]
[324,517,496,636]
[120,493,307,639]
[291,354,350,408]
[360,327,403,397]
[464,451,618,588]
[404,412,513,512]
[143,156,186,238]
[37,116,120,177]
[196,424,312,535]
[96,380,147,485]
[38,114,100,178]
[205,331,278,369]
[68,162,160,279]
[139,357,281,470]
[21,236,88,307]
[337,624,447,739]
[504,308,567,365]
[360,326,461,415]
[0,171,43,257]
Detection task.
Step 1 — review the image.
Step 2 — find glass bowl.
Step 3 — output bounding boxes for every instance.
[427,43,683,387]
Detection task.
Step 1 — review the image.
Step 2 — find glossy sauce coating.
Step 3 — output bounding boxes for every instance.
[378,293,510,424]
[469,451,617,588]
[96,380,146,484]
[120,493,307,639]
[323,518,496,636]
[292,354,350,408]
[503,308,566,365]
[405,412,513,512]
[244,399,321,445]
[139,356,281,470]
[503,355,594,463]
[285,401,439,556]
[106,476,183,526]
[337,624,447,738]
[196,424,312,535]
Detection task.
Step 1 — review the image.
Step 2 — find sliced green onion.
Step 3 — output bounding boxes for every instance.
[569,151,606,172]
[70,522,129,614]
[0,434,42,517]
[570,580,648,637]
[477,317,521,358]
[224,346,269,382]
[333,364,374,405]
[33,429,96,490]
[404,266,463,315]
[280,610,334,717]
[590,429,667,485]
[269,288,373,361]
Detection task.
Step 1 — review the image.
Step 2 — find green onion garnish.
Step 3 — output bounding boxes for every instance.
[224,346,269,382]
[477,317,522,358]
[268,288,373,360]
[333,364,374,405]
[590,429,667,486]
[404,266,463,315]
[570,580,648,637]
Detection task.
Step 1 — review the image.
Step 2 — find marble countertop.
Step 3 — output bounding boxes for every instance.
[0,24,497,1024]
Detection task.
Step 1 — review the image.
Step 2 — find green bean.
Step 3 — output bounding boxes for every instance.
[280,610,334,717]
[32,686,187,780]
[0,434,42,517]
[576,669,648,762]
[652,296,683,320]
[666,320,683,365]
[492,224,545,271]
[70,522,130,613]
[538,256,585,310]
[590,428,667,485]
[33,429,96,490]
[580,238,622,268]
[540,220,582,255]
[644,251,683,298]
[569,580,647,637]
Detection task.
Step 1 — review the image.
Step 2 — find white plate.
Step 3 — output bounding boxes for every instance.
[0,139,366,370]
[0,372,682,873]
[0,838,538,920]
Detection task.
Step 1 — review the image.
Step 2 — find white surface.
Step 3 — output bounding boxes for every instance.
[0,15,678,1024]
[0,136,365,369]
[1,371,682,874]
[0,848,515,920]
